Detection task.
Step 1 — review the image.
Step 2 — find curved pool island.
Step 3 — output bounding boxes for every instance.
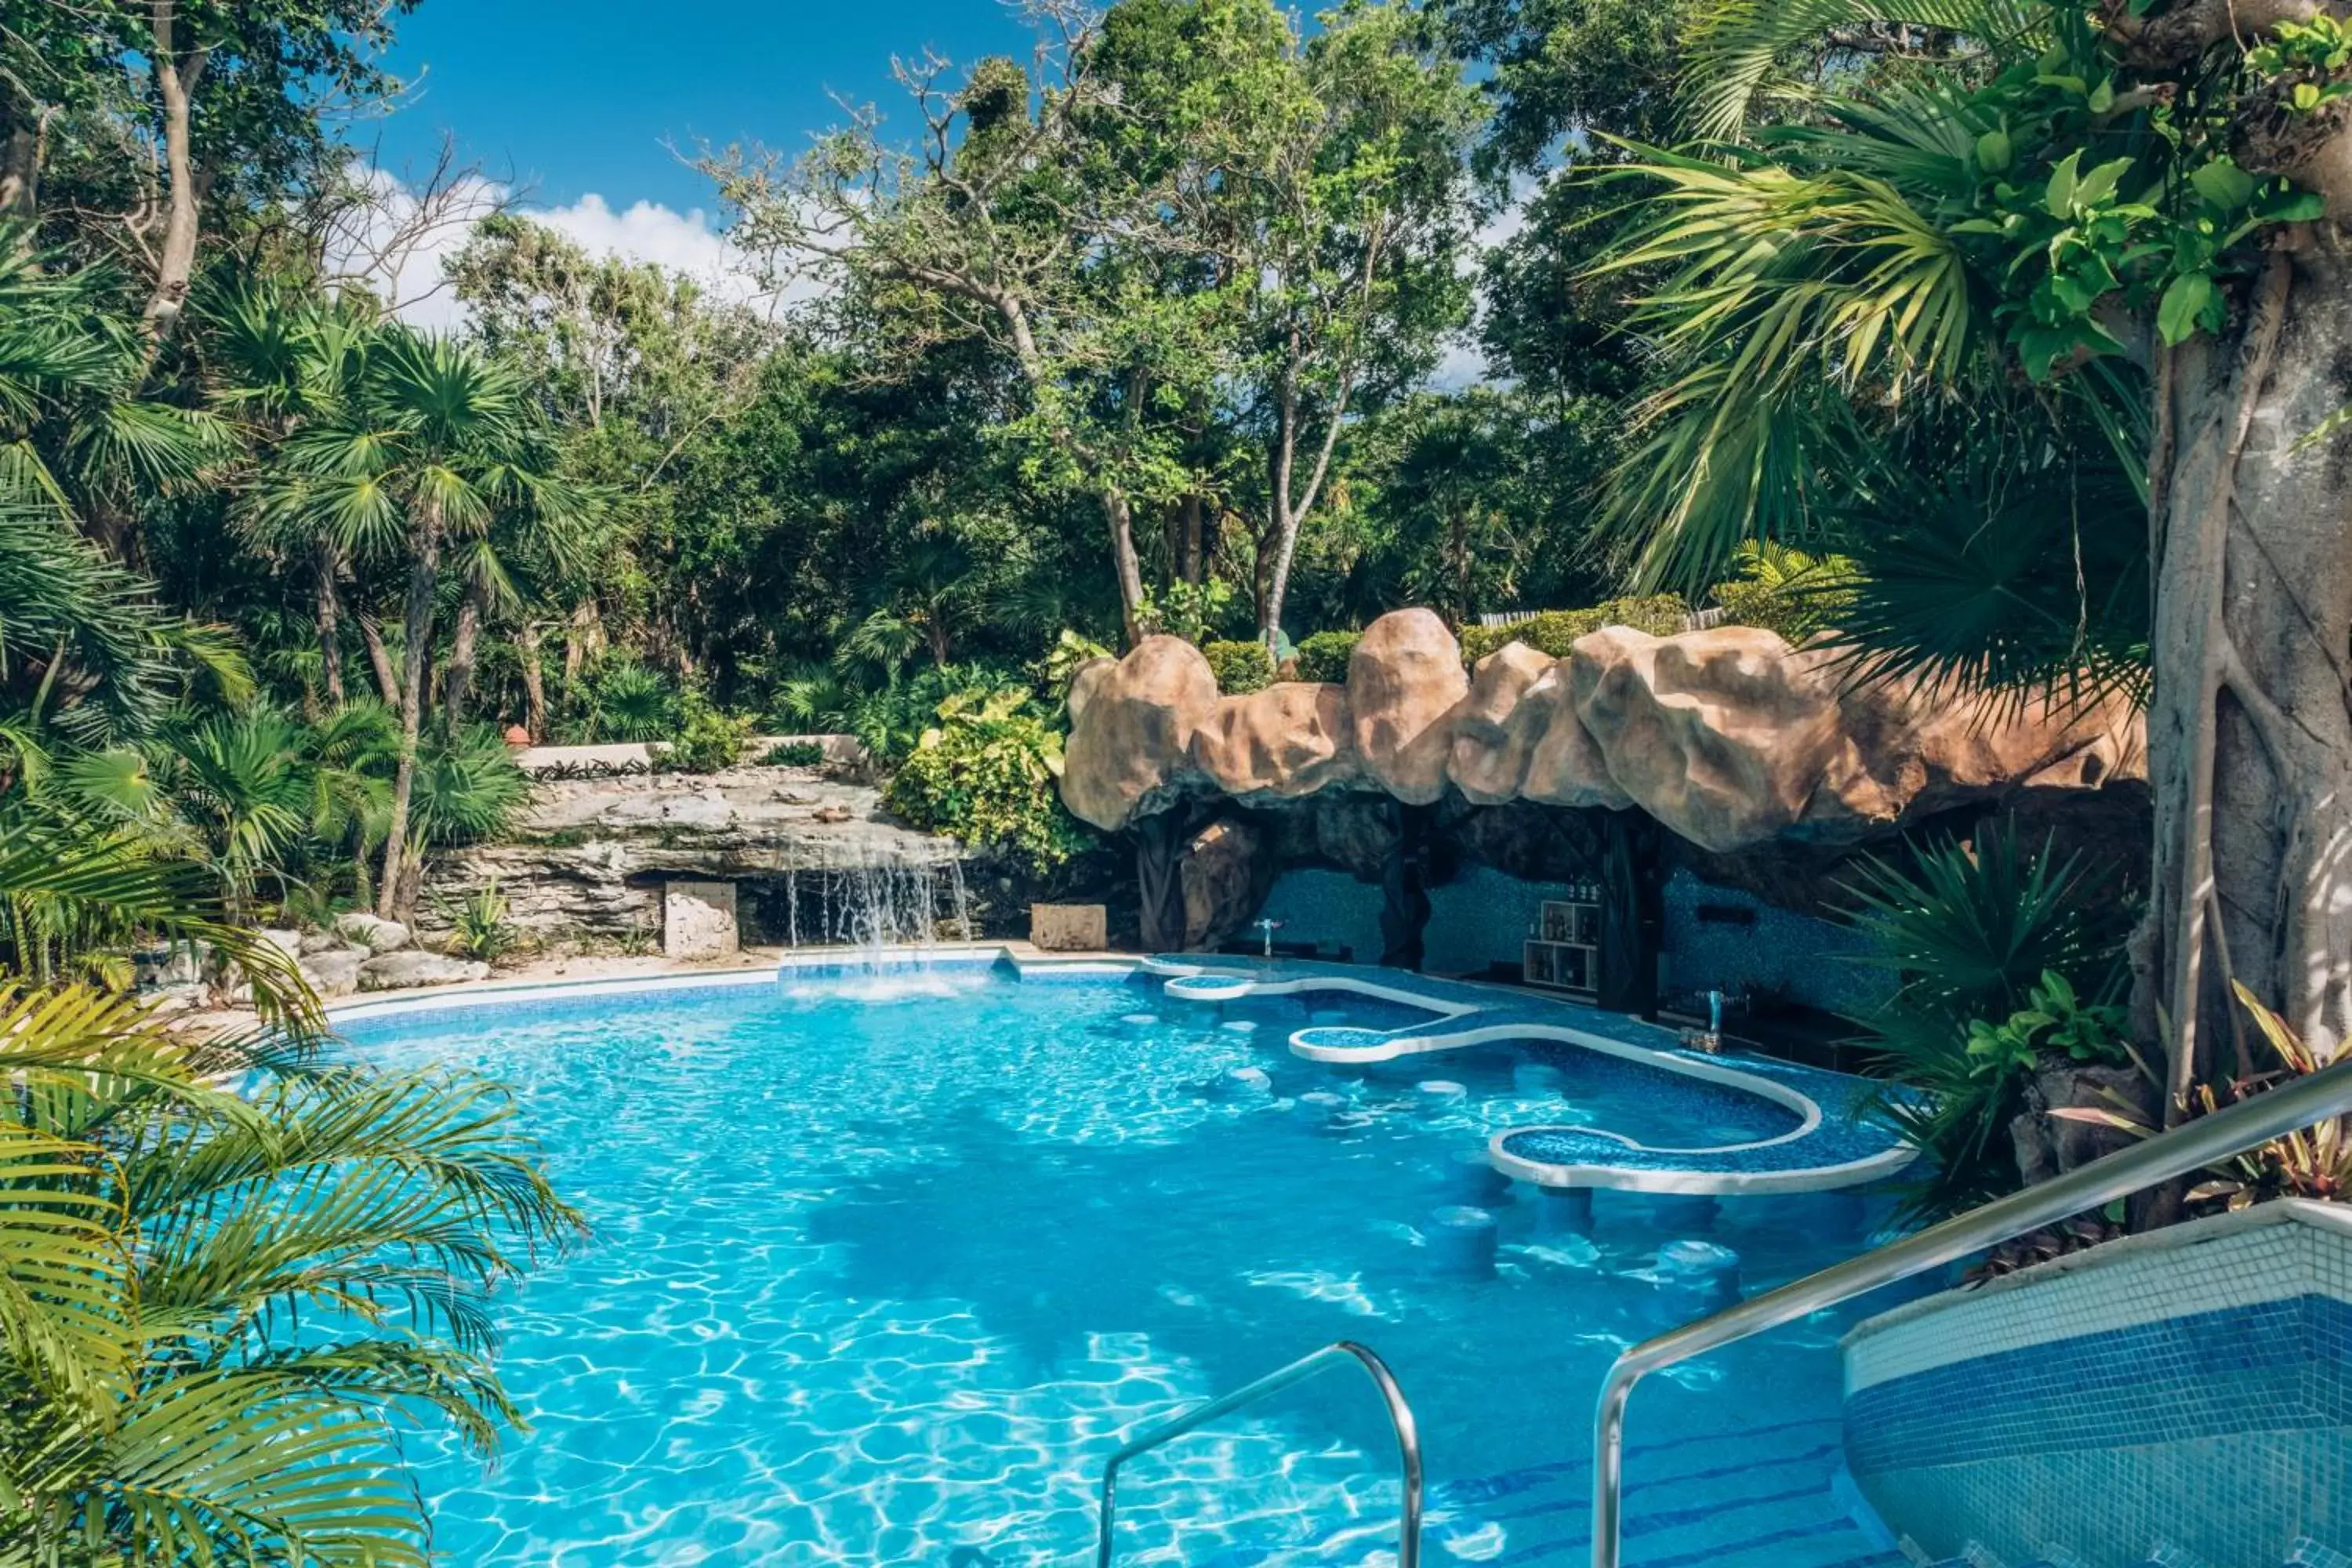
[1144,953,1915,1197]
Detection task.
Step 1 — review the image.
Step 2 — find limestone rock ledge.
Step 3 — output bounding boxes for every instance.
[423,762,964,941]
[1061,610,2144,853]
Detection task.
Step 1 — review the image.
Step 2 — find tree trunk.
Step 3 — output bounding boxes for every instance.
[1102,491,1147,648]
[378,509,443,920]
[139,1,207,357]
[358,614,401,707]
[519,622,548,742]
[315,545,345,706]
[1,105,52,219]
[2141,245,2352,1116]
[445,579,486,731]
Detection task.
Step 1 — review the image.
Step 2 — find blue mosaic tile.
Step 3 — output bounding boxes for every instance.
[1141,954,1915,1196]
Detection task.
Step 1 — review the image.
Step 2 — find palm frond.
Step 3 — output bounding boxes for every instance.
[1683,0,2047,140]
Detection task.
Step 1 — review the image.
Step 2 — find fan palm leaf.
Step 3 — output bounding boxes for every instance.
[1682,0,2045,140]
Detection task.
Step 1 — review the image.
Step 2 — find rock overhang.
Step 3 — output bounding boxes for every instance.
[1060,610,2146,855]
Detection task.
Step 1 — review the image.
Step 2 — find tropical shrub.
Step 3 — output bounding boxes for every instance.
[1707,542,1859,645]
[442,879,518,961]
[763,740,826,768]
[661,691,753,774]
[1138,578,1240,644]
[408,725,532,848]
[1457,594,1690,664]
[884,688,1090,872]
[1838,818,2137,1221]
[581,659,673,742]
[1293,630,1361,684]
[1202,639,1274,694]
[2056,982,2352,1209]
[1040,629,1114,695]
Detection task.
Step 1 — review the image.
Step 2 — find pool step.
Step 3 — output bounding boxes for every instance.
[1177,1415,1902,1567]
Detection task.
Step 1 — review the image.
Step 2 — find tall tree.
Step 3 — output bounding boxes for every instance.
[1602,0,2352,1134]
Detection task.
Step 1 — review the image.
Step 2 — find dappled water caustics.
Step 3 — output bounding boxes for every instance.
[345,974,1904,1567]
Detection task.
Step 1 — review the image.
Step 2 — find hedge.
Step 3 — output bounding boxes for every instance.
[1457,594,1691,665]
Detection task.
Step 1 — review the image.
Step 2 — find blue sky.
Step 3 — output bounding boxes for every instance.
[373,2,1035,214]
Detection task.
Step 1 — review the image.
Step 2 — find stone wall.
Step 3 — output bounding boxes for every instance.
[419,759,967,946]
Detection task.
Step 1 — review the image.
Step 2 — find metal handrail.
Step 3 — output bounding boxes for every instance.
[1591,1054,2352,1568]
[1094,1339,1422,1568]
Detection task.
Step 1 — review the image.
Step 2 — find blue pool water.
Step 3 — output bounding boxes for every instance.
[345,966,1907,1567]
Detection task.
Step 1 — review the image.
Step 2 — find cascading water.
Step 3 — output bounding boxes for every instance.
[774,846,975,985]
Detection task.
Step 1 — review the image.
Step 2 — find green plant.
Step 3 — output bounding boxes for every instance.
[1040,628,1114,694]
[660,691,753,774]
[0,981,579,1563]
[1458,595,1690,664]
[1837,818,2136,1221]
[2057,982,2352,1207]
[441,879,518,962]
[883,686,1091,872]
[2248,15,2352,112]
[1138,578,1240,644]
[585,659,673,742]
[1707,542,1859,644]
[1292,630,1362,684]
[1202,638,1275,695]
[763,740,826,768]
[408,724,531,848]
[1962,969,2135,1080]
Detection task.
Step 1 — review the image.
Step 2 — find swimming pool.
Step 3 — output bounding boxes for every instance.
[342,961,1910,1566]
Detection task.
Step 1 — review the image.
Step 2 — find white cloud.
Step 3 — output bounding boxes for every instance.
[1427,174,1542,390]
[321,163,780,330]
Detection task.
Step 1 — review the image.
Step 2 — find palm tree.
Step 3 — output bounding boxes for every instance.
[206,283,374,706]
[0,227,231,554]
[265,327,590,920]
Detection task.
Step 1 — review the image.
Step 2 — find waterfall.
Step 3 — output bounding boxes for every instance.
[776,847,975,971]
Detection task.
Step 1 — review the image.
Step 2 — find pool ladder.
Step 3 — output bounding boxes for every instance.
[1588,1051,2352,1568]
[1093,1339,1422,1566]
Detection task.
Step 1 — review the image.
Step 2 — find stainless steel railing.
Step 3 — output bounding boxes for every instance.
[1590,1054,2352,1568]
[1094,1339,1422,1568]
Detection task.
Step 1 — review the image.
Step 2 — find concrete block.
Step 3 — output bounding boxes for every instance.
[1031,902,1106,952]
[664,879,739,960]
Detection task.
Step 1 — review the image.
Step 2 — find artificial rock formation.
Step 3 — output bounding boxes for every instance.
[1061,611,2144,854]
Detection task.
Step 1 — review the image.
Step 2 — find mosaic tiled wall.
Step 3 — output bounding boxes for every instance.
[1842,1203,2352,1568]
[1254,862,1880,1012]
[1657,869,1890,1015]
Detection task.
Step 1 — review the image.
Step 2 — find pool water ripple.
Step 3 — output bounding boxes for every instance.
[344,970,1905,1567]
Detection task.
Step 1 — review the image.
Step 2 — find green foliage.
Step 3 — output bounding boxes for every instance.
[1457,594,1690,664]
[0,982,579,1565]
[1203,638,1276,694]
[763,740,826,768]
[408,726,531,848]
[1962,970,2133,1079]
[1138,579,1242,645]
[2247,15,2352,111]
[1292,630,1362,684]
[1040,630,1115,695]
[883,688,1089,872]
[1707,542,1857,644]
[1838,818,2136,1221]
[660,691,752,774]
[441,879,519,962]
[580,659,673,742]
